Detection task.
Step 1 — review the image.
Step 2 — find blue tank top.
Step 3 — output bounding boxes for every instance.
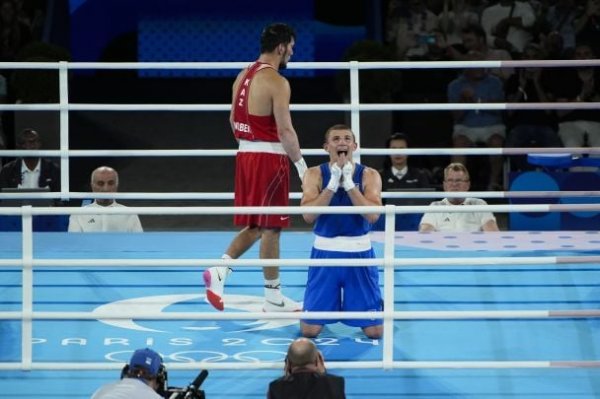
[313,163,371,238]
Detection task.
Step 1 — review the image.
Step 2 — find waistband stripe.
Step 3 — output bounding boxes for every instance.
[313,234,372,252]
[238,140,286,155]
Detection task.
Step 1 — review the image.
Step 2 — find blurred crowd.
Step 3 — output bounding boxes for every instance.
[386,0,599,61]
[383,0,599,189]
[0,0,46,153]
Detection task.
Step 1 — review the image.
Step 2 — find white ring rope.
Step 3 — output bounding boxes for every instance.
[1,59,598,70]
[2,146,600,158]
[0,101,598,112]
[1,360,598,372]
[2,254,600,268]
[2,309,600,321]
[0,190,598,201]
[1,204,599,216]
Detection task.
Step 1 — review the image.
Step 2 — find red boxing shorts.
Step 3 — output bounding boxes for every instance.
[234,150,290,228]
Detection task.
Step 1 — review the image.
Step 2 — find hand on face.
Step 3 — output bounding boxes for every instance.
[327,163,343,192]
[341,160,355,191]
[327,155,354,193]
[330,163,342,180]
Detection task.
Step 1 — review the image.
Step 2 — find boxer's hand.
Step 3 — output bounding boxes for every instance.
[342,162,355,191]
[294,157,308,181]
[326,163,342,192]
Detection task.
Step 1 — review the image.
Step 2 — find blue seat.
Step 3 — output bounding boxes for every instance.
[528,154,600,170]
[0,215,69,232]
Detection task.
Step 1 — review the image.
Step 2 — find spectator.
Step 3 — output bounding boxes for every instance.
[540,0,580,54]
[13,0,44,40]
[504,43,562,171]
[447,23,513,82]
[378,132,431,230]
[386,0,439,60]
[438,0,480,47]
[0,128,60,192]
[545,42,600,153]
[267,338,345,399]
[422,28,454,61]
[419,162,499,232]
[542,29,568,59]
[447,50,506,190]
[91,348,165,399]
[300,124,383,339]
[480,0,536,56]
[0,0,32,62]
[68,166,143,232]
[575,0,600,56]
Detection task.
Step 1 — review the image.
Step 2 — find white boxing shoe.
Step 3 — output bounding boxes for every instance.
[262,294,301,312]
[203,266,230,311]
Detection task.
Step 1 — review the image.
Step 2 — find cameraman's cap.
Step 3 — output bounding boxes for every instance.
[129,348,162,376]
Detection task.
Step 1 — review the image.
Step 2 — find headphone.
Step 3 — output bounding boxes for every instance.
[284,356,291,376]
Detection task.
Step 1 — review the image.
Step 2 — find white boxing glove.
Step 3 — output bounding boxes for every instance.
[294,157,308,181]
[342,162,355,191]
[326,163,342,192]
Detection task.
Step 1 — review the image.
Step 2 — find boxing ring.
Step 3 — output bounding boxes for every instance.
[1,60,600,398]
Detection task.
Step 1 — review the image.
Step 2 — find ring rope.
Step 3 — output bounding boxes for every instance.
[2,146,600,157]
[1,360,598,372]
[2,309,600,321]
[0,101,598,112]
[0,190,598,200]
[1,255,600,268]
[1,59,599,70]
[0,204,598,216]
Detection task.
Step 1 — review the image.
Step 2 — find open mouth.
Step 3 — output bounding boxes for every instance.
[337,150,347,157]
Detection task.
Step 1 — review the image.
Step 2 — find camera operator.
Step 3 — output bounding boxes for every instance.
[91,348,166,399]
[267,338,346,399]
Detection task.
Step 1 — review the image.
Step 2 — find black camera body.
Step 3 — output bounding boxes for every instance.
[163,370,209,399]
[120,364,208,399]
[164,386,206,399]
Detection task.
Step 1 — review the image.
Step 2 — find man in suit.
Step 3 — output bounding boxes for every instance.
[0,128,60,192]
[267,338,345,399]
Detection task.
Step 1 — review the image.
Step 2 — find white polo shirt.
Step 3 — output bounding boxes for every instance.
[419,197,496,232]
[68,201,143,233]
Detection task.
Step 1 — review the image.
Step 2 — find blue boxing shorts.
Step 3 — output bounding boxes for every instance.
[302,246,382,328]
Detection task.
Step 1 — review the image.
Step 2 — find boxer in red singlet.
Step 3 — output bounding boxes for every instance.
[203,23,307,312]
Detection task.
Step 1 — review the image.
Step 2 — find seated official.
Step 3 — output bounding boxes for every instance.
[268,338,346,399]
[379,132,430,192]
[378,132,432,231]
[419,162,499,232]
[68,166,143,232]
[0,128,60,192]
